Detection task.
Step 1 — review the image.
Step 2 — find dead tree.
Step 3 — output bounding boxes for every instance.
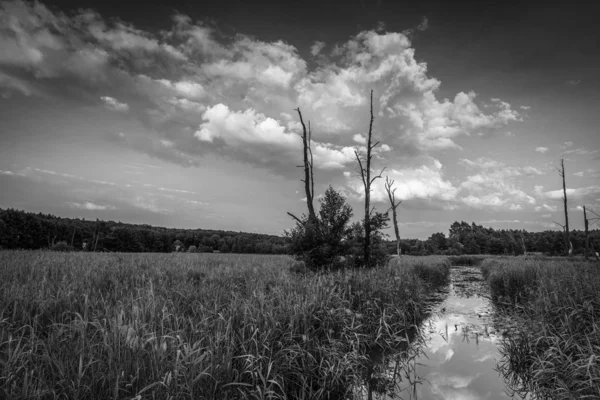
[518,232,527,256]
[354,90,385,267]
[287,108,318,226]
[557,159,571,256]
[553,221,572,256]
[584,207,600,261]
[384,176,402,256]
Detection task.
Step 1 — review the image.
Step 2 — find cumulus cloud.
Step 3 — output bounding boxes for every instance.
[100,96,129,111]
[194,104,356,170]
[347,157,459,208]
[353,134,367,144]
[0,0,524,178]
[535,147,548,153]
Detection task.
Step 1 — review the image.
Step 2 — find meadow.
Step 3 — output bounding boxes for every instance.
[481,257,600,399]
[0,251,450,400]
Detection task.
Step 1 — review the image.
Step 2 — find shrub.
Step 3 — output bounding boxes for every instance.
[287,186,353,270]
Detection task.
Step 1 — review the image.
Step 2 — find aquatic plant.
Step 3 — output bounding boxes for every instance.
[0,251,449,399]
[482,258,600,399]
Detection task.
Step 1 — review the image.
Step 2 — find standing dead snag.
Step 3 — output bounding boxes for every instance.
[557,159,571,256]
[384,176,402,256]
[354,90,386,267]
[287,108,318,226]
[584,207,600,261]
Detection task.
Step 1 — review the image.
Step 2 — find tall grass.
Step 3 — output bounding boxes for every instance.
[447,255,487,266]
[480,258,600,399]
[0,251,449,399]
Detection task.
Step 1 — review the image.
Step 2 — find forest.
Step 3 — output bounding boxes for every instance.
[1,207,599,256]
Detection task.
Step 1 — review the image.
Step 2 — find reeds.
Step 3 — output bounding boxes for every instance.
[0,251,449,399]
[481,258,600,399]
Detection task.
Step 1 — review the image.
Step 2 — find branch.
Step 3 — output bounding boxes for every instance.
[354,150,367,188]
[588,208,600,219]
[370,166,386,185]
[287,212,305,226]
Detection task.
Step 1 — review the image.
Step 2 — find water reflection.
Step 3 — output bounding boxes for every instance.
[371,267,516,400]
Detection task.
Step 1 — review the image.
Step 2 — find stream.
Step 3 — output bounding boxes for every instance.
[362,266,527,400]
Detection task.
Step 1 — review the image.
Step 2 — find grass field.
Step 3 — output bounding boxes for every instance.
[0,251,449,400]
[481,257,600,399]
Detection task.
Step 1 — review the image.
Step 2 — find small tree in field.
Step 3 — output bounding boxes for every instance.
[287,186,353,270]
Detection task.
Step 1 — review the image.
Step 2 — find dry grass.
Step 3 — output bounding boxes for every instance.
[0,251,449,399]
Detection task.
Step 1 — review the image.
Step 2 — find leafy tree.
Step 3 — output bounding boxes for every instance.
[428,232,447,252]
[287,186,354,270]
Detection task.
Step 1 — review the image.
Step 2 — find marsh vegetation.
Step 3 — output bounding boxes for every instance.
[0,251,449,399]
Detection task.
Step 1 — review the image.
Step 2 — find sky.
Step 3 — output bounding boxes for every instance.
[1,0,599,239]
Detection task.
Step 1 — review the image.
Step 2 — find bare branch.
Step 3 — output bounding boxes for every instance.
[370,167,386,185]
[354,150,367,188]
[287,212,305,226]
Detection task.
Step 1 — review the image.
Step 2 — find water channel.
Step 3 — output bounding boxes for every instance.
[363,266,526,400]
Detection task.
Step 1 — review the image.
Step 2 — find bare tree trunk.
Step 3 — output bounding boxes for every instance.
[288,108,318,226]
[70,227,76,248]
[519,232,527,256]
[384,176,402,256]
[584,206,589,260]
[354,90,385,267]
[559,159,571,256]
[93,225,100,252]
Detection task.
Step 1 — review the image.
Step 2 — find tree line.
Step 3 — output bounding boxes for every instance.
[2,207,599,257]
[396,221,600,257]
[0,208,290,254]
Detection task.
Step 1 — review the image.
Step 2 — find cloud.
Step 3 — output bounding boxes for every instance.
[67,201,115,210]
[0,71,33,97]
[194,103,356,170]
[460,157,545,176]
[459,157,502,169]
[100,96,129,111]
[156,79,205,99]
[562,148,599,157]
[535,147,548,153]
[509,204,523,210]
[537,186,600,201]
[565,79,581,86]
[353,134,367,144]
[417,17,429,31]
[347,157,459,208]
[459,162,537,209]
[562,141,573,148]
[0,1,524,176]
[535,204,557,212]
[310,41,326,56]
[520,105,531,110]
